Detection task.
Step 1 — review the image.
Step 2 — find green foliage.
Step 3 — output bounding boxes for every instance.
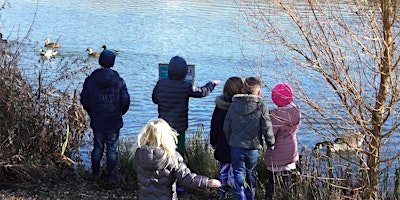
[117,138,137,182]
[185,124,220,179]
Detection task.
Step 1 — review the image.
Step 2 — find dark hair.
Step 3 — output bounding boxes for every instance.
[243,77,261,94]
[223,77,243,96]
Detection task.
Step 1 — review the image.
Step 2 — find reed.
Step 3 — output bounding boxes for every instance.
[0,37,92,166]
[118,138,137,183]
[185,124,220,179]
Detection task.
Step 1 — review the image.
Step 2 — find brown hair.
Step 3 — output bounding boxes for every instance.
[223,77,243,96]
[243,77,261,95]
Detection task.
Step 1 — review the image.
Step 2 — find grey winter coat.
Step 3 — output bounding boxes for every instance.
[223,94,275,149]
[133,147,211,200]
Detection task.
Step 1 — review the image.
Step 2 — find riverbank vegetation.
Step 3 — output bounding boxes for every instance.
[1,0,399,199]
[238,0,400,199]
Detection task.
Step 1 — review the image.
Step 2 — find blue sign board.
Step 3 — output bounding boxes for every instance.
[158,63,195,84]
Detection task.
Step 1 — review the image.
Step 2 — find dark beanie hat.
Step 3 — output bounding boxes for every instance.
[168,56,188,80]
[99,50,116,68]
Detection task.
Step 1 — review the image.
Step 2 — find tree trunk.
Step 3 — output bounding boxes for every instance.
[366,0,393,199]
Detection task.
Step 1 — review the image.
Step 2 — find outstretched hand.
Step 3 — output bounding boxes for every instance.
[208,179,222,188]
[212,80,221,86]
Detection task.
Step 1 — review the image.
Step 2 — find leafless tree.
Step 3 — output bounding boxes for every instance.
[238,0,399,199]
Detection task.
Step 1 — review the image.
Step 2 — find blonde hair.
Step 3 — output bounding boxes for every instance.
[137,118,179,167]
[223,77,243,96]
[243,77,261,95]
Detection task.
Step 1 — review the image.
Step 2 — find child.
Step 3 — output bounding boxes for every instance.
[80,49,130,184]
[132,118,221,200]
[223,77,275,200]
[210,77,243,199]
[152,56,220,156]
[263,83,301,199]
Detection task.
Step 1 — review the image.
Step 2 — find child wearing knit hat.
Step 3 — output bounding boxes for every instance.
[263,83,301,199]
[81,49,130,185]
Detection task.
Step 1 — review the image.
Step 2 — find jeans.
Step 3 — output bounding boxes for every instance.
[91,129,120,178]
[231,147,259,200]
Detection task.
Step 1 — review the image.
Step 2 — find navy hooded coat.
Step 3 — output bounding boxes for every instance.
[152,56,215,132]
[80,68,130,132]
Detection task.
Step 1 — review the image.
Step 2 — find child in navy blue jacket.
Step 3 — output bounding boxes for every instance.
[152,56,220,156]
[81,50,130,184]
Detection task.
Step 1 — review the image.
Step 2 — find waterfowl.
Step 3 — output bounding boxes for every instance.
[314,132,365,153]
[40,46,58,58]
[86,47,101,57]
[44,37,61,48]
[102,45,119,55]
[0,33,8,43]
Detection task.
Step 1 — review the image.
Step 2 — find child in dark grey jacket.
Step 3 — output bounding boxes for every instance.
[224,77,275,200]
[132,118,221,200]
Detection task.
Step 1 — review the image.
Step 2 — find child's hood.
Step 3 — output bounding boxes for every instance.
[90,68,120,88]
[168,56,188,80]
[135,147,169,171]
[215,95,232,110]
[270,105,301,126]
[231,94,263,115]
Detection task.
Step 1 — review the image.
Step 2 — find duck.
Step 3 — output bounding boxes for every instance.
[86,47,101,57]
[40,46,58,58]
[102,45,119,55]
[44,37,61,48]
[314,132,365,153]
[0,33,8,43]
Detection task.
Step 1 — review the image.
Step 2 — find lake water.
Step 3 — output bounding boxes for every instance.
[1,0,284,143]
[1,0,398,166]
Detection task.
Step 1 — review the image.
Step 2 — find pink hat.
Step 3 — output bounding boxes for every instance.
[271,83,294,107]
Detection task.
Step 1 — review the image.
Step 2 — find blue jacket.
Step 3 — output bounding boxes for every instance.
[224,94,275,149]
[80,68,130,132]
[152,60,215,132]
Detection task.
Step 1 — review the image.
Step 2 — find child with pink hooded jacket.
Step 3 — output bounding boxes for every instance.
[263,83,301,199]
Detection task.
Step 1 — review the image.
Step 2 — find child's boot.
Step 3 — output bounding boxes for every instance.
[264,182,274,200]
[219,185,227,199]
[231,186,238,200]
[244,187,256,200]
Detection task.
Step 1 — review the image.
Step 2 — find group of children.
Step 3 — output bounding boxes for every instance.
[211,76,300,200]
[81,53,301,200]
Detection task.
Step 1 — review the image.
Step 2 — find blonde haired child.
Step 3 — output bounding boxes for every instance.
[132,118,221,200]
